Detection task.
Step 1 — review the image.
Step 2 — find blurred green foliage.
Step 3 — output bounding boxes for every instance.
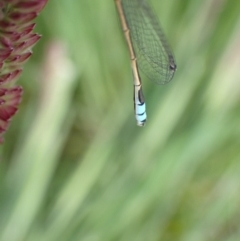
[1,0,240,240]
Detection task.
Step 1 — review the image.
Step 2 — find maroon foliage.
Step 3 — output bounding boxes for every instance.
[0,0,48,143]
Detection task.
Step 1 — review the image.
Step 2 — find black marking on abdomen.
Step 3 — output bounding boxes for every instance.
[138,89,145,104]
[137,111,146,116]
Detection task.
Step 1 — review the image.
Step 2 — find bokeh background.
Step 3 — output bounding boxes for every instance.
[1,0,240,240]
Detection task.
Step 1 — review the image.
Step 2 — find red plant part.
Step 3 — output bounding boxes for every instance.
[0,0,48,143]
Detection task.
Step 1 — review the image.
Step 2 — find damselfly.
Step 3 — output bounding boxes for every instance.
[114,0,177,126]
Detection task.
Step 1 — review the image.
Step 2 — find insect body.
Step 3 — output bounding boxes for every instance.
[115,0,177,126]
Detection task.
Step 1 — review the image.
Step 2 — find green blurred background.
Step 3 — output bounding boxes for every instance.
[1,0,240,240]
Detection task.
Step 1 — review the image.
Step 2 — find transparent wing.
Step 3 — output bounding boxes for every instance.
[121,0,177,85]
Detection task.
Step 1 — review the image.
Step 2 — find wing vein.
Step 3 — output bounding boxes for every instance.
[121,0,177,85]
